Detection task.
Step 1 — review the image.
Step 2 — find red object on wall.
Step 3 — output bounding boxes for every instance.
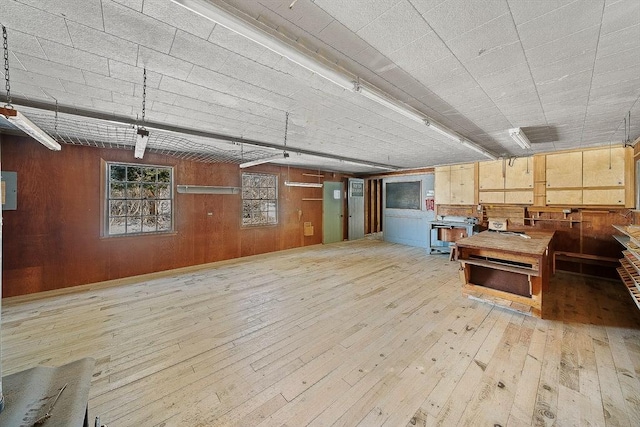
[425,198,435,211]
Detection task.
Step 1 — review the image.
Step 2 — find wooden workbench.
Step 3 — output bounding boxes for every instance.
[455,230,555,318]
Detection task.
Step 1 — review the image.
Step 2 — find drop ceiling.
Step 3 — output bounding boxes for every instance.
[0,0,638,173]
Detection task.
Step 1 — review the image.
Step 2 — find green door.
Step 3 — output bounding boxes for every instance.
[323,181,343,244]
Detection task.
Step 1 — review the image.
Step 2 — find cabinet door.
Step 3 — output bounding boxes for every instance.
[546,189,582,205]
[583,189,625,205]
[546,152,582,188]
[478,160,504,190]
[582,146,625,187]
[450,164,475,205]
[434,166,451,205]
[479,191,504,204]
[505,157,533,189]
[505,191,533,204]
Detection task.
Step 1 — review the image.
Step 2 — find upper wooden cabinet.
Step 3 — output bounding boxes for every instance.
[505,157,533,189]
[546,151,582,188]
[435,163,475,206]
[478,157,533,205]
[434,166,451,205]
[478,160,503,190]
[450,164,475,205]
[582,146,625,187]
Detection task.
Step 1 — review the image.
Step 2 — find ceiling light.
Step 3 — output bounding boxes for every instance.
[171,0,354,91]
[461,139,498,160]
[284,181,323,188]
[240,153,289,168]
[509,127,531,149]
[354,83,425,124]
[0,107,61,150]
[134,127,149,159]
[177,185,240,194]
[424,119,462,142]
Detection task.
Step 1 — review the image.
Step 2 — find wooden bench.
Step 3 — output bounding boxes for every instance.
[552,251,620,274]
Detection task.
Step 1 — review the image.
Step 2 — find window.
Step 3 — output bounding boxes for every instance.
[242,173,278,226]
[106,162,173,236]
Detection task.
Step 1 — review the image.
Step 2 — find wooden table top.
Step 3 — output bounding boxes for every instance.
[455,230,555,257]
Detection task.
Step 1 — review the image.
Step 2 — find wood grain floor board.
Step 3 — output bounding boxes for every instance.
[3,239,640,426]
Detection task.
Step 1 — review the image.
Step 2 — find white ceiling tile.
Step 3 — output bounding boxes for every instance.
[525,26,599,68]
[17,0,104,30]
[170,30,231,72]
[536,69,592,97]
[13,53,86,84]
[318,20,371,57]
[465,41,527,77]
[67,22,139,66]
[591,65,639,88]
[83,71,135,96]
[601,0,640,35]
[516,0,603,50]
[5,30,47,59]
[356,1,431,54]
[186,66,240,93]
[420,0,508,41]
[508,0,577,25]
[207,24,270,60]
[446,13,518,63]
[91,98,134,116]
[476,62,533,93]
[387,31,449,73]
[412,54,467,85]
[529,51,595,82]
[8,81,52,100]
[102,1,176,54]
[143,0,215,39]
[8,68,65,92]
[313,0,398,32]
[111,0,143,12]
[60,80,112,101]
[277,0,335,35]
[137,46,194,80]
[0,2,72,46]
[594,46,640,74]
[597,23,640,57]
[36,38,110,76]
[108,60,162,88]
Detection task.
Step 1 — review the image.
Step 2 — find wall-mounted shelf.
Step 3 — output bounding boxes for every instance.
[613,224,640,311]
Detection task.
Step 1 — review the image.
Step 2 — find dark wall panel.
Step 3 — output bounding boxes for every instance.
[1,136,341,297]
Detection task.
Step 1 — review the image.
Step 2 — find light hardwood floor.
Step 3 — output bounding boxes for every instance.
[3,239,640,426]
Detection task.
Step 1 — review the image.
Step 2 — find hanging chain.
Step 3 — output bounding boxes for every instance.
[141,67,147,123]
[283,111,289,147]
[54,99,59,131]
[3,25,12,107]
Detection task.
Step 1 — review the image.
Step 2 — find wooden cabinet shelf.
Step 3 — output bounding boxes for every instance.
[613,224,640,311]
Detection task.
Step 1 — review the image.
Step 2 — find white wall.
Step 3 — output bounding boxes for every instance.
[382,173,435,248]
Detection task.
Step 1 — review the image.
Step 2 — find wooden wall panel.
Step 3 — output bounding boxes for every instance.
[1,136,343,297]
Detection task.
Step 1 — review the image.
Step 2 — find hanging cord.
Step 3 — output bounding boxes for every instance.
[141,67,147,124]
[54,99,59,131]
[3,25,12,108]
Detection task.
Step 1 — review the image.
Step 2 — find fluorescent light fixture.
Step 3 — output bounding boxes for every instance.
[284,181,323,188]
[0,107,61,150]
[355,84,425,124]
[509,127,531,149]
[240,152,290,168]
[341,159,397,171]
[177,185,240,194]
[424,119,462,142]
[134,127,149,159]
[461,139,498,160]
[171,0,354,91]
